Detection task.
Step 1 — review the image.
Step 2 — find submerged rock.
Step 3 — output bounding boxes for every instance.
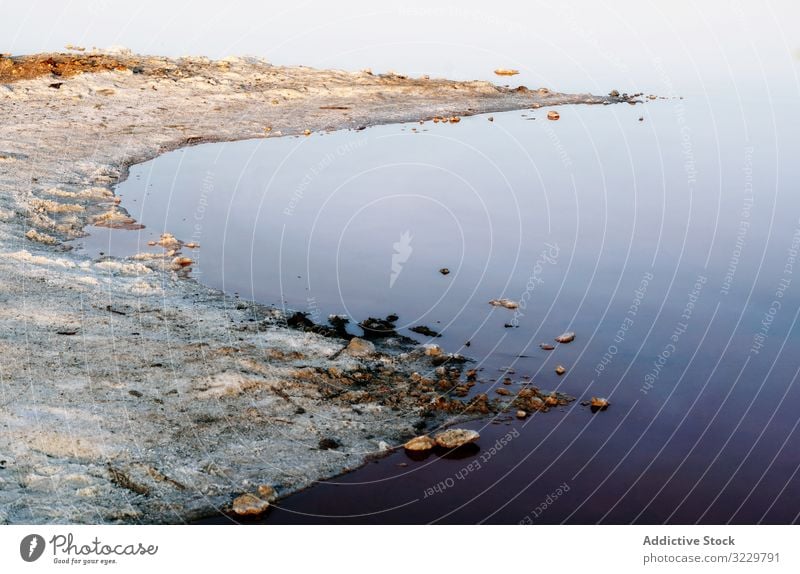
[434,428,480,449]
[410,325,441,338]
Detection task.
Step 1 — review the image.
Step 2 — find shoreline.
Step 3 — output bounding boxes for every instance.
[0,51,625,524]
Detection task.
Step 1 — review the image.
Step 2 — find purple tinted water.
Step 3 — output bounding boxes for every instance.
[74,98,800,523]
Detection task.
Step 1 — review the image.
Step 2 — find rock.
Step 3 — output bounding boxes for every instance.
[516,410,527,419]
[156,232,181,250]
[496,388,512,396]
[231,493,270,517]
[359,316,398,339]
[590,397,610,410]
[434,428,480,449]
[318,437,341,450]
[345,337,375,357]
[257,484,277,502]
[327,314,350,337]
[488,116,494,122]
[547,110,560,120]
[424,344,443,357]
[544,394,559,406]
[555,365,566,375]
[555,331,575,343]
[494,69,520,76]
[489,298,519,309]
[539,343,555,351]
[609,89,620,97]
[439,268,450,275]
[403,435,435,452]
[410,325,441,338]
[378,441,391,452]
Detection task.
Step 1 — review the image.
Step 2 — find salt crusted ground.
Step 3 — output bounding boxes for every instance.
[0,50,622,523]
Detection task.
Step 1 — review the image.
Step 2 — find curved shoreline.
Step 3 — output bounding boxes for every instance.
[0,52,624,523]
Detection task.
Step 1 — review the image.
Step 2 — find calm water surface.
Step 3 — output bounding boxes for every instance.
[74,96,800,524]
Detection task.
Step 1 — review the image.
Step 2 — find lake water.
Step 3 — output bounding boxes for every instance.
[73,96,800,524]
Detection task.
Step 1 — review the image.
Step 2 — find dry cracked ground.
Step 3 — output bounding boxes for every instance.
[0,51,622,523]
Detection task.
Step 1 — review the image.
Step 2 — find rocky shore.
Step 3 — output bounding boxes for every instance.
[0,50,621,523]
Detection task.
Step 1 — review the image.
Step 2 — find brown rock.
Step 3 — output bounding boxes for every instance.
[555,331,575,343]
[404,435,435,452]
[257,484,277,502]
[516,410,527,419]
[424,344,443,357]
[156,232,181,250]
[489,298,519,309]
[231,493,270,517]
[547,110,560,120]
[555,365,566,376]
[434,428,480,449]
[496,388,512,396]
[345,337,376,357]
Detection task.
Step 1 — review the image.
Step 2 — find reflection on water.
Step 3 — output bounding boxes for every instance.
[74,97,800,524]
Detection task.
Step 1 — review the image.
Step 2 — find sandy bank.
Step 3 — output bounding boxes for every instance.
[0,51,624,523]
